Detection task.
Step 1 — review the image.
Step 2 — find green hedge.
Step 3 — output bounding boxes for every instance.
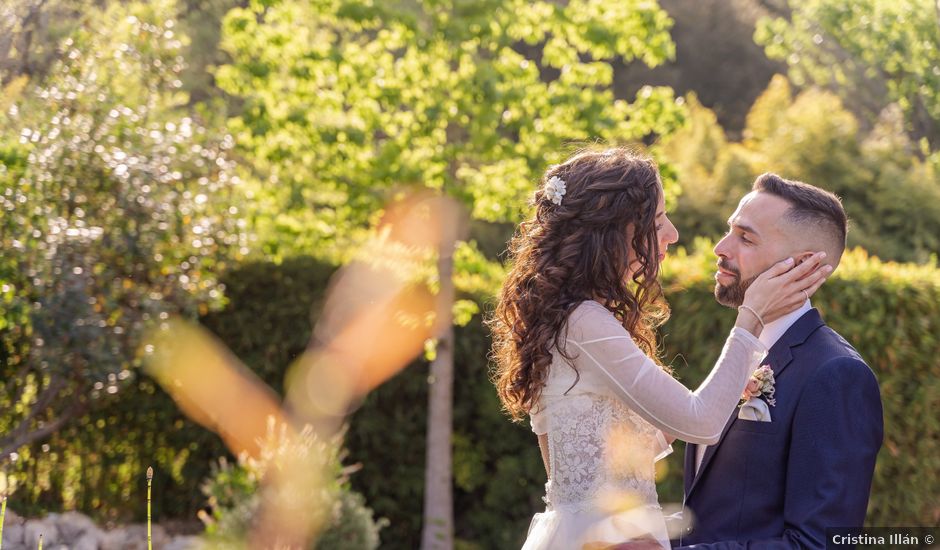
[6,248,939,541]
[345,246,940,546]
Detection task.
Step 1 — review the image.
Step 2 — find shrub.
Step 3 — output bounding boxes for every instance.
[199,423,387,549]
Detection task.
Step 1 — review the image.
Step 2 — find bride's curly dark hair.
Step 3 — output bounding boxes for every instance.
[488,147,671,421]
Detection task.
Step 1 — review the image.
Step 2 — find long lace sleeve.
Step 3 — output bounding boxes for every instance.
[564,301,766,445]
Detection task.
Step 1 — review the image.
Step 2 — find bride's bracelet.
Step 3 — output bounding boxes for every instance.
[738,305,765,329]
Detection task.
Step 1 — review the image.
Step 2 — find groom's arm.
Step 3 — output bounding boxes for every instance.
[673,357,883,550]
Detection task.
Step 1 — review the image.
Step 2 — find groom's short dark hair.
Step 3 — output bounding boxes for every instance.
[753,173,848,254]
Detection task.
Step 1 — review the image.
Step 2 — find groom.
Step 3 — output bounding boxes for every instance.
[674,173,883,549]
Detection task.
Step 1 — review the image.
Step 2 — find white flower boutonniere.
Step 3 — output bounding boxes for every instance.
[544,175,567,205]
[740,364,776,407]
[738,365,776,422]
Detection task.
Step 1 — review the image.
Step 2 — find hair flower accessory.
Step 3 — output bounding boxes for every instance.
[544,175,567,205]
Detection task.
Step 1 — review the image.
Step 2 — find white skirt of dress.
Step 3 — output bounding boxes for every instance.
[522,504,670,550]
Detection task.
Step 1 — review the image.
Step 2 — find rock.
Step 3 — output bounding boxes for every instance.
[4,511,196,550]
[3,507,25,525]
[2,522,26,546]
[55,511,98,541]
[23,519,60,547]
[98,528,128,550]
[74,530,103,550]
[164,536,202,550]
[101,524,168,550]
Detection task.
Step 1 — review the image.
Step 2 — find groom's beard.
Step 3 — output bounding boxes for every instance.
[714,261,759,307]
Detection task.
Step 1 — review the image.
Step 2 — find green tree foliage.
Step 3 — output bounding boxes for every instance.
[0,0,239,105]
[659,76,940,263]
[755,0,940,148]
[215,0,686,262]
[0,0,248,461]
[653,93,741,242]
[174,0,244,103]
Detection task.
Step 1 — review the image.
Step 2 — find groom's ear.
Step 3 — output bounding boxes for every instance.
[793,251,815,265]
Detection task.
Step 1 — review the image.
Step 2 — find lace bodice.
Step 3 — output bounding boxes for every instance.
[544,393,668,510]
[531,300,766,512]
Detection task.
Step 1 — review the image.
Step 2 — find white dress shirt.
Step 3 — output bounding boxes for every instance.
[694,300,813,474]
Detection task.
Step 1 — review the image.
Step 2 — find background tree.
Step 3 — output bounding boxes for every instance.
[755,0,940,150]
[215,0,686,546]
[657,0,940,263]
[659,76,940,263]
[614,0,786,136]
[0,0,247,461]
[0,0,88,85]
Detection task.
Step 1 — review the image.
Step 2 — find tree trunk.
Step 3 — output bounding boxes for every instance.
[420,249,455,550]
[0,375,83,463]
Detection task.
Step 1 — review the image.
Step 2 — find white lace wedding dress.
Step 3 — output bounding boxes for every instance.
[523,300,765,549]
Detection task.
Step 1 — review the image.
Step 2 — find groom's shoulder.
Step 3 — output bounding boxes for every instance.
[805,324,878,387]
[808,322,866,364]
[784,324,877,408]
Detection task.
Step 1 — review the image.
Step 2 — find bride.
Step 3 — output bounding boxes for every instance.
[488,148,829,549]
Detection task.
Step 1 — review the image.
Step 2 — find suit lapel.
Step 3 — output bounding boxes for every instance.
[684,309,825,500]
[763,308,823,381]
[686,410,738,498]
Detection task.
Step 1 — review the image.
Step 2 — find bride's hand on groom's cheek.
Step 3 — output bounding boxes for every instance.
[781,251,833,297]
[743,251,832,323]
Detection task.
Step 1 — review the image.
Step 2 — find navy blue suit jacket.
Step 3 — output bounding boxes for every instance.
[675,309,883,549]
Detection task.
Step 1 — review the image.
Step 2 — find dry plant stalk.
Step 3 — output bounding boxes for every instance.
[147,466,154,550]
[0,495,7,550]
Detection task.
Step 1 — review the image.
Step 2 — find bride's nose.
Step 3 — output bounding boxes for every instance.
[663,217,679,245]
